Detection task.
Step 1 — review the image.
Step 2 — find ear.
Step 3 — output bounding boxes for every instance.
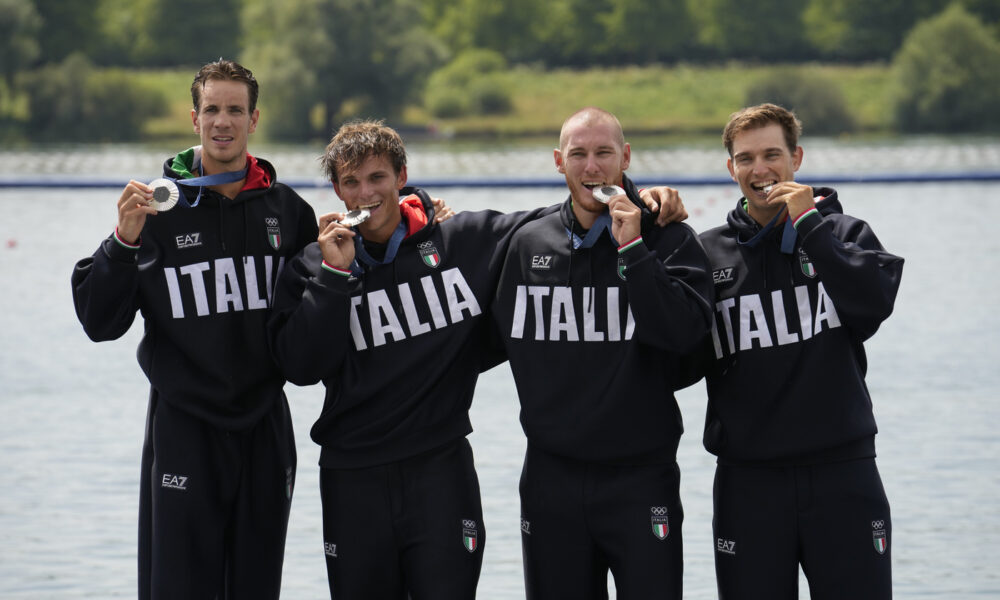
[726,158,737,182]
[792,146,803,172]
[332,180,342,201]
[191,108,199,133]
[554,148,565,174]
[621,142,631,171]
[396,164,408,189]
[248,109,260,134]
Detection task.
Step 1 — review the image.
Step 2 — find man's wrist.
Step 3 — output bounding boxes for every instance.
[321,260,351,277]
[618,235,643,253]
[114,227,140,249]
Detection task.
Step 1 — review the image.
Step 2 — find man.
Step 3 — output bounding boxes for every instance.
[696,103,904,599]
[71,59,318,599]
[490,107,715,599]
[266,120,557,599]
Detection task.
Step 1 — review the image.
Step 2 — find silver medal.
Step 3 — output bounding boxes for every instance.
[147,178,180,212]
[339,208,371,227]
[591,185,625,204]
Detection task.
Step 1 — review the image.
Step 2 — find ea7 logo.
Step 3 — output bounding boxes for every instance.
[530,255,553,270]
[713,267,735,285]
[717,538,736,555]
[161,474,188,490]
[324,542,338,558]
[175,233,202,249]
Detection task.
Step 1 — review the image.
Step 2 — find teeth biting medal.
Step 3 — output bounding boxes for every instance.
[147,178,180,212]
[339,208,371,227]
[591,185,625,204]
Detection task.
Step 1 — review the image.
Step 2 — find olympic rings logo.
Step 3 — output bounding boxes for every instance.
[462,519,477,529]
[651,507,667,516]
[266,217,279,226]
[872,520,885,529]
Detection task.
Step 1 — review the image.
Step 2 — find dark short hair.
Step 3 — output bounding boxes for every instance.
[321,120,407,183]
[191,59,259,114]
[722,103,802,156]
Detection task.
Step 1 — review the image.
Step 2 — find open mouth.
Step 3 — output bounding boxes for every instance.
[751,180,777,195]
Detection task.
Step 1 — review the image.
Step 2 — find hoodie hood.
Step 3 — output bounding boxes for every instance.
[162,146,273,195]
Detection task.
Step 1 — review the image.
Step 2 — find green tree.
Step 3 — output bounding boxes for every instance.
[891,4,1000,132]
[957,0,1000,31]
[689,0,811,61]
[138,0,241,67]
[603,0,696,64]
[804,0,949,61]
[244,0,446,141]
[745,69,855,135]
[33,0,100,63]
[534,0,615,66]
[423,0,546,62]
[0,0,42,89]
[22,53,168,141]
[425,49,512,117]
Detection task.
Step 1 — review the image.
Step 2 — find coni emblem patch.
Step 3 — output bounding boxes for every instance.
[419,241,441,268]
[266,217,282,250]
[462,519,479,553]
[651,506,669,540]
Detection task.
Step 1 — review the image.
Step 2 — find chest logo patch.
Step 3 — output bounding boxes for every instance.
[798,248,817,278]
[713,266,736,285]
[175,232,202,249]
[530,255,553,270]
[418,241,441,268]
[266,217,281,250]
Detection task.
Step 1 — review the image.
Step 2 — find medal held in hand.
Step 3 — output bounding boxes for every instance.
[147,178,180,212]
[339,208,371,227]
[592,185,625,204]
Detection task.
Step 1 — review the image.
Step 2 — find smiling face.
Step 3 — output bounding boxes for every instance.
[555,112,631,228]
[191,78,259,174]
[333,153,407,243]
[727,123,803,224]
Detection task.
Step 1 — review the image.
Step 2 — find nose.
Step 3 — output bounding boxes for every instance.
[584,152,601,173]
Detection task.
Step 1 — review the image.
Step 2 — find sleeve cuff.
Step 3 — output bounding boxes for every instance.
[617,236,643,253]
[113,228,141,249]
[792,208,822,234]
[321,261,352,277]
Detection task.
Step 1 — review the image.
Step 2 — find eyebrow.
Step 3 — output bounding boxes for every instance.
[566,143,617,153]
[734,146,784,159]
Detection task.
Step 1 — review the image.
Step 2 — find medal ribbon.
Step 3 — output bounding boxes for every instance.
[566,212,618,249]
[354,220,408,268]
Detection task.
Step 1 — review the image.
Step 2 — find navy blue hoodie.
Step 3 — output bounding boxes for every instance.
[492,176,715,464]
[72,152,318,429]
[267,188,554,468]
[696,188,904,464]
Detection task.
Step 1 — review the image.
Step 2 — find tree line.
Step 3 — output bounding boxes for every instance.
[2,0,999,141]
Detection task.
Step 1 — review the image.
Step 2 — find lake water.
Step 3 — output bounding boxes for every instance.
[1,140,998,598]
